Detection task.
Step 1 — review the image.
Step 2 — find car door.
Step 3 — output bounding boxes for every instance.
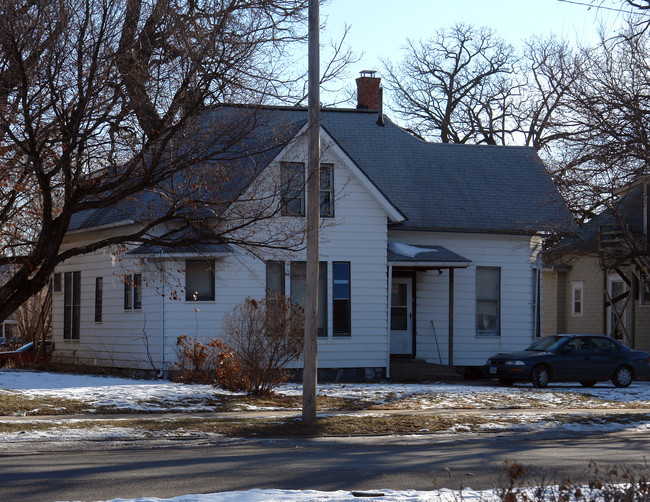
[588,337,621,380]
[555,338,593,381]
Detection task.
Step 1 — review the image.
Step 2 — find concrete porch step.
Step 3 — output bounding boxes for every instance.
[389,358,463,382]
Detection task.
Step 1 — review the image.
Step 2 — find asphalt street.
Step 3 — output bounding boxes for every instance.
[2,428,650,501]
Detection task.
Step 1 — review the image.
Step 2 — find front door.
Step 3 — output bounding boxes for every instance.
[390,277,413,356]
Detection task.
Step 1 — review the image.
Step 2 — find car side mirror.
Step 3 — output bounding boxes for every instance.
[562,346,576,354]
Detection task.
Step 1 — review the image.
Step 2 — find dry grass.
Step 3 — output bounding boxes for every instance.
[0,413,485,437]
[0,391,87,416]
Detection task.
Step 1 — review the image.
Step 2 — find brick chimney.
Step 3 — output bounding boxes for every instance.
[356,70,381,110]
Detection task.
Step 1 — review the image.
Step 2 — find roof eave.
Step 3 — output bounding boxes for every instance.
[66,219,136,235]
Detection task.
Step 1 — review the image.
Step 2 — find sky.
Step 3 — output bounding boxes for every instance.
[317,0,628,100]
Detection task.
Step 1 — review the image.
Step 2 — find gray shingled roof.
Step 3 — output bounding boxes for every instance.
[69,105,573,236]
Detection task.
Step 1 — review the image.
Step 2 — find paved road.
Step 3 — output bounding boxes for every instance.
[3,429,650,501]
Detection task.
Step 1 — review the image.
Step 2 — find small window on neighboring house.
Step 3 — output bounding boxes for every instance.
[64,271,81,340]
[333,262,351,336]
[95,277,103,323]
[281,162,305,216]
[185,260,214,302]
[124,273,142,310]
[320,164,334,218]
[53,273,62,293]
[572,282,584,316]
[290,261,327,336]
[476,266,500,336]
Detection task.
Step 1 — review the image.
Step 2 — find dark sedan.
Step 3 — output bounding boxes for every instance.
[484,334,650,388]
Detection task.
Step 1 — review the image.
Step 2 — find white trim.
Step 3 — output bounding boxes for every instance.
[386,264,393,377]
[66,220,135,234]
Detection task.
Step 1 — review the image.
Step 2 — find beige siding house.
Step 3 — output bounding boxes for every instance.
[543,181,650,352]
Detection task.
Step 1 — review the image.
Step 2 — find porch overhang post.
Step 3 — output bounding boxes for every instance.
[386,264,393,378]
[448,267,454,367]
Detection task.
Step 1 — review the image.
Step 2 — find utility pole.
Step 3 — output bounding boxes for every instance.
[302,0,320,427]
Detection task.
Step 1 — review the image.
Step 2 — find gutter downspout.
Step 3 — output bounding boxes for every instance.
[386,264,393,379]
[158,258,166,378]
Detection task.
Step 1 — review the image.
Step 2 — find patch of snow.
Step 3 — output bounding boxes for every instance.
[389,242,437,258]
[102,488,498,501]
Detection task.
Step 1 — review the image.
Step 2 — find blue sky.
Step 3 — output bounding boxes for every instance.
[320,0,624,80]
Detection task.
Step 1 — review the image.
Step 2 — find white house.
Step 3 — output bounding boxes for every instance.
[50,73,573,379]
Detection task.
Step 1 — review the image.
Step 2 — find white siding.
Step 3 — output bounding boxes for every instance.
[52,137,391,372]
[389,231,538,366]
[52,246,163,370]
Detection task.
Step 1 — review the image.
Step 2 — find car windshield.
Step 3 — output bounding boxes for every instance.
[16,342,33,353]
[525,336,570,352]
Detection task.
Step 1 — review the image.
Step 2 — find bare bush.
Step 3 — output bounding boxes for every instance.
[221,296,304,396]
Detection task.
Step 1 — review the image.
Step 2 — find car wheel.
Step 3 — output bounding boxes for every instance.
[580,381,597,387]
[1,358,16,369]
[612,366,633,388]
[531,365,550,388]
[498,378,514,386]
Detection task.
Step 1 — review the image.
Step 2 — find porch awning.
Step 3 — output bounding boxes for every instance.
[388,242,471,269]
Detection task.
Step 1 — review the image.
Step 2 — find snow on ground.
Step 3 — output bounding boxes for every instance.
[3,370,650,413]
[1,370,650,443]
[0,370,237,411]
[2,371,649,502]
[100,487,524,501]
[102,486,633,502]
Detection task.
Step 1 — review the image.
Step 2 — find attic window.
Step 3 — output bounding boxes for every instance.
[281,162,305,216]
[320,164,334,218]
[281,162,335,217]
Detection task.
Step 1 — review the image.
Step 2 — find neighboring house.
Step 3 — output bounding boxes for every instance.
[543,180,650,352]
[51,73,572,379]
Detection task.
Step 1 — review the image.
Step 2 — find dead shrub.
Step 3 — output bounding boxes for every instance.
[174,335,219,384]
[219,296,304,395]
[174,296,303,395]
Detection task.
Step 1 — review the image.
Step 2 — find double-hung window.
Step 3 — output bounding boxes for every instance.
[281,162,334,217]
[320,164,334,217]
[185,260,215,302]
[124,273,142,310]
[266,261,285,298]
[571,282,584,316]
[333,262,351,336]
[290,261,328,336]
[476,266,500,336]
[95,277,103,323]
[64,271,81,340]
[281,162,305,216]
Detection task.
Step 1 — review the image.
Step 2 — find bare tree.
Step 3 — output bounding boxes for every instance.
[382,24,518,144]
[550,20,650,224]
[518,35,585,153]
[0,0,355,324]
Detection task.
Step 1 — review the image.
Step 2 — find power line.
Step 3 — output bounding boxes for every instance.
[557,0,641,14]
